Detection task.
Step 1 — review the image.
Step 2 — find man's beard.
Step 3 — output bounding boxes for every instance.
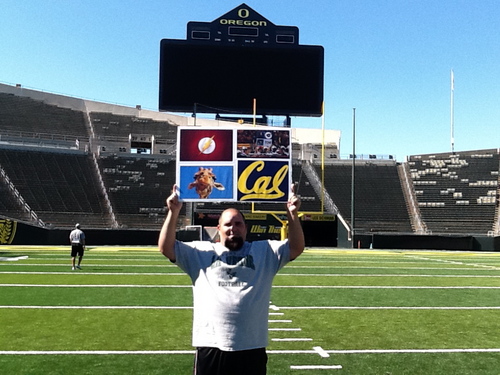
[224,236,244,251]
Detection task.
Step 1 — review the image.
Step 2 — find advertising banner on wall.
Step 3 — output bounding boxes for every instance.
[193,211,284,241]
[176,127,291,202]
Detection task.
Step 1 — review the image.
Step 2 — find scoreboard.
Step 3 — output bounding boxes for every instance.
[159,3,324,117]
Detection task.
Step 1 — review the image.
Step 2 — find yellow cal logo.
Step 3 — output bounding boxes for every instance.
[237,161,288,201]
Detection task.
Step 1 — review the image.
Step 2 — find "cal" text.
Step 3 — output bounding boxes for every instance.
[237,161,288,201]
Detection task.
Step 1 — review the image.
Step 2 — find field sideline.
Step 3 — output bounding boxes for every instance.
[1,246,500,374]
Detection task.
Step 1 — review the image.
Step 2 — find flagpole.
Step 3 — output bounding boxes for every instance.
[450,70,454,153]
[351,108,356,248]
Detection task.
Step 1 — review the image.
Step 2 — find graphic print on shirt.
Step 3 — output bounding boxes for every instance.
[210,253,255,287]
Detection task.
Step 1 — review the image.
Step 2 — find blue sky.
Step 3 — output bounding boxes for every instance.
[1,0,499,160]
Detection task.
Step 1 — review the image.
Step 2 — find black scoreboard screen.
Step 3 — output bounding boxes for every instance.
[159,39,324,117]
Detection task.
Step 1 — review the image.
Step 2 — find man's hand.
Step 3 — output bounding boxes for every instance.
[166,184,183,213]
[159,184,182,262]
[287,183,301,216]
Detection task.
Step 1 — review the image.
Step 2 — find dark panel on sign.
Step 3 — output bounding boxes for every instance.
[229,26,259,37]
[191,30,210,40]
[276,34,295,44]
[159,39,324,116]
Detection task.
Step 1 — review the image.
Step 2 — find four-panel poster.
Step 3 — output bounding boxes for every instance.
[176,127,291,203]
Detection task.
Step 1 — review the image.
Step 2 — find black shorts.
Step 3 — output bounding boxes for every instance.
[71,244,84,257]
[194,347,267,375]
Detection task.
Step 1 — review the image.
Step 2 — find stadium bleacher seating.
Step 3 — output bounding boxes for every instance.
[0,171,32,222]
[90,112,176,141]
[292,162,324,212]
[0,148,110,228]
[97,153,179,228]
[408,150,499,234]
[316,162,413,233]
[0,93,88,139]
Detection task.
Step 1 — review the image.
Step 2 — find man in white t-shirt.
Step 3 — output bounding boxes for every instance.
[159,184,305,375]
[69,223,86,270]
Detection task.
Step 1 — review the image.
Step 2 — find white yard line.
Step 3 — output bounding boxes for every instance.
[277,273,500,278]
[405,255,500,270]
[313,346,330,358]
[3,305,500,310]
[3,257,176,262]
[273,285,500,289]
[0,284,190,288]
[3,271,500,278]
[3,348,500,355]
[287,265,499,271]
[291,365,342,370]
[0,271,185,276]
[269,328,302,331]
[278,306,500,310]
[322,348,500,354]
[0,263,174,267]
[0,256,28,261]
[0,350,196,355]
[3,284,500,289]
[271,348,500,354]
[0,305,192,309]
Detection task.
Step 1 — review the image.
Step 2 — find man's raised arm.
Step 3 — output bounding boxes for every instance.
[158,185,183,262]
[286,184,305,260]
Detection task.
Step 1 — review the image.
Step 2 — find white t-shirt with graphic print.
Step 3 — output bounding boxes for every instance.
[174,240,290,351]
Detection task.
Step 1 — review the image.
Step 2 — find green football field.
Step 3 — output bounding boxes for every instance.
[2,246,500,374]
